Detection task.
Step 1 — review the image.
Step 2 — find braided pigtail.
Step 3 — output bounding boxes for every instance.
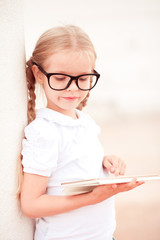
[26,59,36,124]
[77,92,90,110]
[77,76,93,110]
[17,59,36,198]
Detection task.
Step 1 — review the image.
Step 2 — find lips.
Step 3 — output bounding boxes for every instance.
[62,97,78,101]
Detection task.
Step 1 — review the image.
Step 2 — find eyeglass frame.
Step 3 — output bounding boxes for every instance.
[32,62,100,91]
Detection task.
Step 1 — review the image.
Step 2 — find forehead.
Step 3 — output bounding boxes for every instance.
[44,50,95,74]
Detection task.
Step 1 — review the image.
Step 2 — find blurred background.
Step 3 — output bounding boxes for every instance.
[23,0,160,239]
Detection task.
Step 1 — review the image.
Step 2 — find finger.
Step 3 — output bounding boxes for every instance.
[125,178,145,190]
[119,162,126,175]
[109,156,119,174]
[114,169,120,176]
[104,155,119,174]
[128,181,145,191]
[127,178,137,187]
[113,158,123,176]
[118,158,126,175]
[111,184,117,189]
[103,159,114,173]
[116,178,145,193]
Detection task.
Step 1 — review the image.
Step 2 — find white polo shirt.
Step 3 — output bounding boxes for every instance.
[22,108,116,240]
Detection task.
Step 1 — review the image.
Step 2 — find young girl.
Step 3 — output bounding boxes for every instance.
[20,25,144,240]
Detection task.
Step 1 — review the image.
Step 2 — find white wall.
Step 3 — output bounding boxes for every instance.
[0,0,34,239]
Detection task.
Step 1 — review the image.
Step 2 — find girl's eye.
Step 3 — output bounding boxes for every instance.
[79,76,89,81]
[54,75,67,81]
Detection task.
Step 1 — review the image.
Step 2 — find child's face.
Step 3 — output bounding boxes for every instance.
[37,50,94,118]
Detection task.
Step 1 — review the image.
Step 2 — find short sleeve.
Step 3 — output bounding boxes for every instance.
[21,119,59,177]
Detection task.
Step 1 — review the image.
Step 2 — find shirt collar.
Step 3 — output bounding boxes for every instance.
[36,108,87,127]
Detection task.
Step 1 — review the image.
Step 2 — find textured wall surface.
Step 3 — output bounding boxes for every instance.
[0,1,34,239]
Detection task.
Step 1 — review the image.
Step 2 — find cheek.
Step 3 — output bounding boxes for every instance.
[42,81,56,100]
[43,83,50,98]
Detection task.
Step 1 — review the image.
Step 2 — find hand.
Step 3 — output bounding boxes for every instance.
[90,178,145,205]
[103,155,126,176]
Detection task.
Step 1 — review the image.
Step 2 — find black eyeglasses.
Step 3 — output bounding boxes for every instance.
[33,62,100,91]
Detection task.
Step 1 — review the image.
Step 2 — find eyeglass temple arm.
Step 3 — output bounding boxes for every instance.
[32,61,48,76]
[93,69,100,78]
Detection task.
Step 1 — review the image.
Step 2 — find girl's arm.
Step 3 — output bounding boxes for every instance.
[20,173,94,218]
[20,172,144,218]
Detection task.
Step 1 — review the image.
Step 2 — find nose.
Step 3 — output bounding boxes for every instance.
[67,79,79,91]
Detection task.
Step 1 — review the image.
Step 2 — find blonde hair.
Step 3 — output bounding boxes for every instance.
[26,25,97,123]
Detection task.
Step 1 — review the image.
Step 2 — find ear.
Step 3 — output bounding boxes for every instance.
[32,65,44,85]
